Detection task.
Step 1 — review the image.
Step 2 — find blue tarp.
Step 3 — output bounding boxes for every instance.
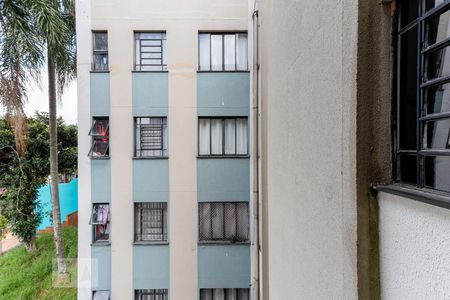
[37,178,78,231]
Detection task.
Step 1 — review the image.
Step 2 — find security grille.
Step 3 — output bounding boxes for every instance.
[135,289,168,300]
[135,117,168,157]
[200,288,249,300]
[135,202,167,242]
[135,32,167,71]
[199,202,249,242]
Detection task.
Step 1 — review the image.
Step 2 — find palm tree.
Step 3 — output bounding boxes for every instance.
[0,0,76,278]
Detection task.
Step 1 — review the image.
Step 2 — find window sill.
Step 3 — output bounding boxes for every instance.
[197,155,250,159]
[197,70,250,73]
[374,184,450,210]
[132,156,168,160]
[90,156,110,160]
[90,70,110,73]
[91,242,111,246]
[198,241,250,245]
[133,241,169,245]
[132,70,168,73]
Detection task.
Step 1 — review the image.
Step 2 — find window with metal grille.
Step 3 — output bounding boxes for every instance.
[89,204,110,243]
[135,32,167,71]
[92,32,108,71]
[135,202,168,242]
[200,288,249,300]
[199,202,249,243]
[198,118,248,156]
[199,33,248,71]
[92,290,110,300]
[135,289,168,300]
[395,1,450,193]
[135,117,168,157]
[88,117,109,158]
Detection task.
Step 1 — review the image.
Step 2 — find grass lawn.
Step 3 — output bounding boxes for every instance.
[0,227,77,300]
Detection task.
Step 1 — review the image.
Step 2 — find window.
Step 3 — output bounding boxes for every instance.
[135,32,167,71]
[199,202,249,243]
[200,288,249,300]
[93,290,110,300]
[89,117,109,158]
[396,1,450,193]
[90,204,110,243]
[198,118,248,156]
[135,289,168,300]
[135,202,168,242]
[199,33,248,71]
[135,117,168,157]
[92,32,108,71]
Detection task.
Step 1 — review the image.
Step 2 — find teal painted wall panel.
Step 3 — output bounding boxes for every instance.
[197,72,249,116]
[132,72,168,116]
[91,159,111,203]
[198,245,251,288]
[133,245,169,289]
[90,73,110,116]
[197,159,249,201]
[133,159,169,202]
[91,246,111,290]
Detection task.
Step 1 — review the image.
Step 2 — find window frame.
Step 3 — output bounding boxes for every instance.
[134,31,167,72]
[198,117,249,157]
[394,0,450,194]
[199,288,250,300]
[88,117,110,158]
[198,201,249,244]
[135,289,168,300]
[92,31,109,72]
[134,117,168,158]
[198,32,248,72]
[90,203,110,244]
[134,202,168,243]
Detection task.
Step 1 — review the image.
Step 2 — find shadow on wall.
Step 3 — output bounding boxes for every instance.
[37,178,78,231]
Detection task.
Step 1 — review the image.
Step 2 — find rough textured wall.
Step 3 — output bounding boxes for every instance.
[356,1,393,299]
[379,192,450,300]
[258,0,359,298]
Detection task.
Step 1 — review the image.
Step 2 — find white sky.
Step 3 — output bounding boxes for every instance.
[1,68,78,125]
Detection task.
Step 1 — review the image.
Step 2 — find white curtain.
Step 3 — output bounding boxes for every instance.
[200,203,212,240]
[236,33,248,70]
[211,203,224,239]
[211,119,223,155]
[224,34,236,71]
[236,203,248,240]
[199,119,211,155]
[225,289,237,300]
[199,34,210,71]
[224,203,237,239]
[224,119,236,154]
[213,289,225,300]
[236,119,247,155]
[211,35,223,71]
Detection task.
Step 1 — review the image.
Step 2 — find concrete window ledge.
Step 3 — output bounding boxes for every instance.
[374,184,450,210]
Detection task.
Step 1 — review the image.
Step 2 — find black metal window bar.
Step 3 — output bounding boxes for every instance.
[198,32,248,71]
[135,202,168,242]
[199,202,249,243]
[135,289,168,300]
[89,204,110,243]
[200,288,250,300]
[92,31,108,71]
[134,32,167,71]
[395,1,450,193]
[88,117,109,158]
[198,117,248,156]
[135,117,168,157]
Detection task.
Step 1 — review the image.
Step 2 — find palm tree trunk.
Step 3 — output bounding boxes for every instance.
[48,49,67,277]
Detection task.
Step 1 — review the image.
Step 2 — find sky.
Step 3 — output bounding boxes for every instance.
[1,68,78,125]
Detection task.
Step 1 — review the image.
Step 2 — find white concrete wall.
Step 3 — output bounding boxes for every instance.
[379,192,450,300]
[255,0,359,298]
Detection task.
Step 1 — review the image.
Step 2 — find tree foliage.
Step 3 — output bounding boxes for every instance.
[0,113,77,248]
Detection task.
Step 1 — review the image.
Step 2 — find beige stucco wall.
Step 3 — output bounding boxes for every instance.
[79,1,247,299]
[255,0,359,298]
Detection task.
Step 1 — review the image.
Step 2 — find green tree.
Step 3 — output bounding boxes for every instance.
[0,114,77,251]
[0,0,76,277]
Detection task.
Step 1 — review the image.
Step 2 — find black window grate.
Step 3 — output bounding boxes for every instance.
[199,202,249,242]
[135,289,168,300]
[135,202,167,242]
[135,117,168,157]
[200,288,250,300]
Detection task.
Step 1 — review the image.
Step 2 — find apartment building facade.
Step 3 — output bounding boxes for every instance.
[76,0,252,299]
